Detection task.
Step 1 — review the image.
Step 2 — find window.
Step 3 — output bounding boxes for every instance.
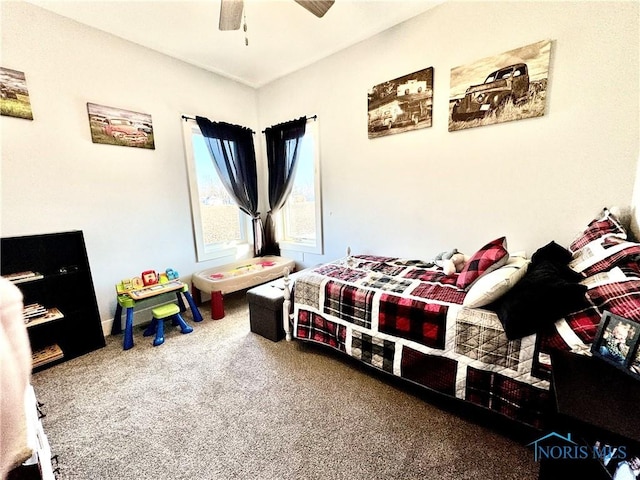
[181,118,249,261]
[278,120,323,255]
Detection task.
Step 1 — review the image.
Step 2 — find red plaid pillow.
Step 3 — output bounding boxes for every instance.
[586,277,640,322]
[618,260,640,277]
[569,208,627,253]
[570,236,640,277]
[456,237,509,290]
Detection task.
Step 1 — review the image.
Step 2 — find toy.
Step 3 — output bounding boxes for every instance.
[166,268,179,280]
[448,252,469,274]
[434,249,469,275]
[141,270,159,286]
[116,277,144,294]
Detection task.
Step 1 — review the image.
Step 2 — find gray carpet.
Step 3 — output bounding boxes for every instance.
[31,292,539,479]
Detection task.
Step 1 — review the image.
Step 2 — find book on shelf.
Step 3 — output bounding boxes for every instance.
[3,271,44,284]
[24,303,47,320]
[31,344,64,369]
[24,306,64,327]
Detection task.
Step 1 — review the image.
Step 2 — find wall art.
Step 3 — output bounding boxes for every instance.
[87,102,155,149]
[368,67,433,139]
[1,67,34,120]
[449,39,551,132]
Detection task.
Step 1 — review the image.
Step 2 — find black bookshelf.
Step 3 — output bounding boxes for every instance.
[1,230,106,371]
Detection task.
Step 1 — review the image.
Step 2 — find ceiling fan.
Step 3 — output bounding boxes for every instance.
[219,0,335,31]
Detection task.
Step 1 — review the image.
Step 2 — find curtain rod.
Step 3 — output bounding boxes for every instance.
[261,115,317,133]
[181,115,256,134]
[182,114,317,133]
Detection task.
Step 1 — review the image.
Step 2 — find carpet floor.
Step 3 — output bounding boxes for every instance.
[31,291,540,479]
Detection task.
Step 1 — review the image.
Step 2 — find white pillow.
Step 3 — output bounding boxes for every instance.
[462,256,529,308]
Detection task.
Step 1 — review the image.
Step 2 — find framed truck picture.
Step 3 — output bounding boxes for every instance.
[87,102,155,149]
[448,39,551,132]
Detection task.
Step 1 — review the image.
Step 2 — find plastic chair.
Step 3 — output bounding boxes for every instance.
[143,303,193,346]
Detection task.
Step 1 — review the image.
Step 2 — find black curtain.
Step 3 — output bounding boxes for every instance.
[263,116,307,256]
[195,116,264,256]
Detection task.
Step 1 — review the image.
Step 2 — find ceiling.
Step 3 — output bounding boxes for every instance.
[25,0,444,88]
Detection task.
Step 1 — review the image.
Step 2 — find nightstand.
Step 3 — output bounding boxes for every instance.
[538,350,640,479]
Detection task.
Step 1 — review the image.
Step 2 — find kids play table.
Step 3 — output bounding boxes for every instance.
[112,280,203,350]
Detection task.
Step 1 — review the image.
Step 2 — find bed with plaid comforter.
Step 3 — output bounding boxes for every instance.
[290,253,640,430]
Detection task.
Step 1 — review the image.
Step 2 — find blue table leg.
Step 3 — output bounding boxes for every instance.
[112,303,123,335]
[153,318,165,346]
[183,291,203,323]
[123,307,135,350]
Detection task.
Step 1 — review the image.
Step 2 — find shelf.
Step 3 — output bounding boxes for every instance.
[31,344,64,369]
[3,271,44,284]
[5,270,84,284]
[2,230,106,371]
[25,307,64,329]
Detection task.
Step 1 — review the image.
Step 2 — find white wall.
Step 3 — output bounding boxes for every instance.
[1,2,259,331]
[633,156,640,238]
[260,0,640,264]
[2,1,639,335]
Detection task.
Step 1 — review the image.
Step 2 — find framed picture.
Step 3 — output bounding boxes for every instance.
[591,311,640,372]
[87,102,155,149]
[367,67,433,139]
[594,440,640,478]
[628,342,640,379]
[1,67,33,120]
[448,39,551,132]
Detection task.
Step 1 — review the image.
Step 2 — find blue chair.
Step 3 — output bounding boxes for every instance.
[143,303,193,346]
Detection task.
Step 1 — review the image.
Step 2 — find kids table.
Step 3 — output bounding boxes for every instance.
[112,280,203,350]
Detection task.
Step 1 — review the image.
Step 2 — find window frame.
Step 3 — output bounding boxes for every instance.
[277,119,323,255]
[181,118,250,262]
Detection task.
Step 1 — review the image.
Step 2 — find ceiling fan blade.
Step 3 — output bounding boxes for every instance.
[219,0,244,31]
[294,0,335,18]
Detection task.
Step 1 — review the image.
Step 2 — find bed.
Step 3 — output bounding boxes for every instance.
[282,208,640,430]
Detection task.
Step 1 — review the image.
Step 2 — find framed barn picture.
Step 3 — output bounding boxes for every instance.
[367,67,433,139]
[1,67,34,120]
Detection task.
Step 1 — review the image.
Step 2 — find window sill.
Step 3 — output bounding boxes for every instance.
[279,240,323,255]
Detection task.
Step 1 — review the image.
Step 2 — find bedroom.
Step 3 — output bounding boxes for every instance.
[1,0,639,478]
[0,0,637,331]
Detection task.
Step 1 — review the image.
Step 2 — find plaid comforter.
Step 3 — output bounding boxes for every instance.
[293,255,552,428]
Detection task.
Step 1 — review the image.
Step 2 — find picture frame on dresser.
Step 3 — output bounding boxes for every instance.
[591,310,640,372]
[628,342,640,379]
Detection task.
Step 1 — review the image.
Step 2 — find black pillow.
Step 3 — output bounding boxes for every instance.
[494,259,588,340]
[530,240,573,266]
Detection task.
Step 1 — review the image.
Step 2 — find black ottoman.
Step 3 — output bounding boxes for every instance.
[246,282,286,342]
